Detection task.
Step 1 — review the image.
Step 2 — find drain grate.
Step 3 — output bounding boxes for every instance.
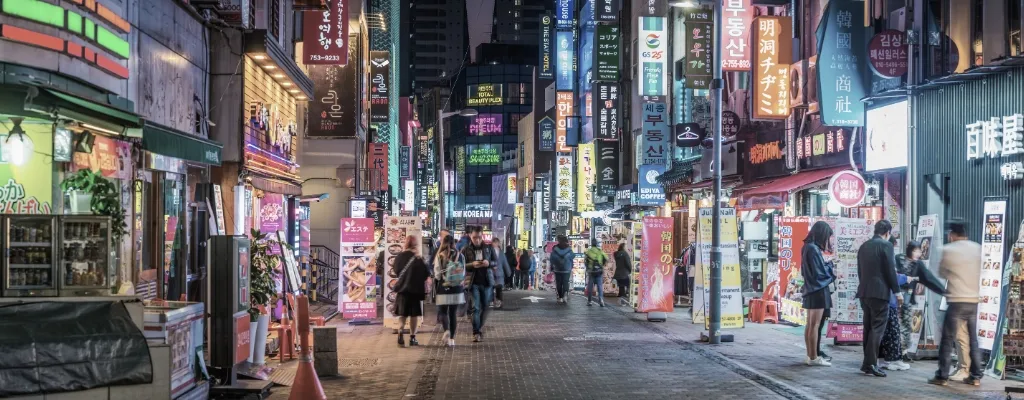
[339,358,381,368]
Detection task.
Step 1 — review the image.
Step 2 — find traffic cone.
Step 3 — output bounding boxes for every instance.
[289,295,326,400]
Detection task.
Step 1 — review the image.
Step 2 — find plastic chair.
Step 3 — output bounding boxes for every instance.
[747,298,764,322]
[762,300,779,324]
[287,293,325,327]
[264,305,295,362]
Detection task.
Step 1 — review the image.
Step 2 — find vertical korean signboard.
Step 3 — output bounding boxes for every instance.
[302,0,348,65]
[538,117,556,152]
[556,154,574,210]
[307,63,357,137]
[368,143,388,190]
[383,216,423,328]
[639,217,674,313]
[539,15,554,79]
[594,82,619,140]
[683,10,714,89]
[594,25,620,82]
[576,143,595,212]
[595,140,618,197]
[594,0,619,22]
[369,51,390,124]
[752,16,792,120]
[641,102,668,166]
[638,17,667,96]
[556,31,575,91]
[817,0,868,127]
[721,0,753,71]
[556,92,574,152]
[339,218,375,319]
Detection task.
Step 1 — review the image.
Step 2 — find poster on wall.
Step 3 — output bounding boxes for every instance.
[383,216,423,329]
[259,193,286,255]
[302,0,348,65]
[774,217,812,325]
[639,217,674,313]
[692,208,743,328]
[978,198,1008,350]
[339,218,376,319]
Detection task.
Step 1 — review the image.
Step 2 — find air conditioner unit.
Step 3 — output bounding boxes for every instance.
[807,56,819,113]
[789,56,819,113]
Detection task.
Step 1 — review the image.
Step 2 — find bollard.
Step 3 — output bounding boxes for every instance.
[288,295,326,400]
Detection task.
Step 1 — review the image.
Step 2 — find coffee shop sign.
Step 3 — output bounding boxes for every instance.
[966,113,1024,180]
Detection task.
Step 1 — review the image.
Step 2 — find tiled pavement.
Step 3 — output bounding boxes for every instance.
[268,291,1018,400]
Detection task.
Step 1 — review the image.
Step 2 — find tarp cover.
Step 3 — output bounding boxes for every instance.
[0,301,153,397]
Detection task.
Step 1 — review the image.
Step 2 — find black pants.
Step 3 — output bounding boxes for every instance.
[554,273,570,299]
[438,305,458,339]
[494,285,503,302]
[860,298,890,369]
[937,303,983,380]
[518,270,530,289]
[616,278,630,297]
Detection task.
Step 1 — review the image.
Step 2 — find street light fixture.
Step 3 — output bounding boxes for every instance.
[437,108,479,232]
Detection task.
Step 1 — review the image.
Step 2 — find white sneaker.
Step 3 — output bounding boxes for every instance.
[878,361,890,369]
[805,356,812,366]
[448,338,455,347]
[886,361,910,371]
[809,357,832,367]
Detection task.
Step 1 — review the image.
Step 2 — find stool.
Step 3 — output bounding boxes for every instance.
[762,301,779,324]
[270,317,295,362]
[747,299,763,322]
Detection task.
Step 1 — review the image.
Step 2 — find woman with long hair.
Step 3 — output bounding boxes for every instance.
[801,221,836,366]
[433,235,465,347]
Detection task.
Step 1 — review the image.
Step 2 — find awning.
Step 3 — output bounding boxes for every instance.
[10,85,143,137]
[249,174,302,196]
[739,166,849,209]
[142,122,223,165]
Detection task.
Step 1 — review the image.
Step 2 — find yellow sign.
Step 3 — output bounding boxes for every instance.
[576,143,595,212]
[0,124,53,214]
[467,84,503,106]
[693,207,744,329]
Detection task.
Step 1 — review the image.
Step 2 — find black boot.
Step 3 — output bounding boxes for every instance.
[398,333,406,348]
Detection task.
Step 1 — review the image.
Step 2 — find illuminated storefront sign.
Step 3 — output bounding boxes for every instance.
[966,113,1024,180]
[683,10,713,89]
[576,143,595,212]
[369,51,391,124]
[539,15,554,79]
[367,143,388,190]
[302,0,348,65]
[556,154,574,210]
[555,30,575,91]
[467,84,503,106]
[721,0,753,71]
[594,82,619,140]
[594,24,620,81]
[469,113,503,135]
[641,101,668,166]
[638,16,667,96]
[555,0,575,30]
[556,92,574,153]
[467,144,501,166]
[752,16,792,120]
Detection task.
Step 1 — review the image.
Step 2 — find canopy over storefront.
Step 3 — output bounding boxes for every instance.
[738,166,848,210]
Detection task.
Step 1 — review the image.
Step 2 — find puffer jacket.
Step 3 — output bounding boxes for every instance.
[549,244,575,274]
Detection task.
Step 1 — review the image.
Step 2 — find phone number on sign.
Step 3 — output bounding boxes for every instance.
[309,55,342,62]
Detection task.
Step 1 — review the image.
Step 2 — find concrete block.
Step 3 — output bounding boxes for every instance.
[313,350,339,377]
[313,326,338,352]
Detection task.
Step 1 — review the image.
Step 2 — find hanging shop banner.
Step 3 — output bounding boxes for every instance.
[538,116,556,152]
[637,164,665,206]
[307,64,357,137]
[576,143,596,212]
[868,30,908,78]
[369,51,391,124]
[383,216,423,328]
[683,10,714,89]
[555,0,574,30]
[798,125,854,170]
[467,84,503,107]
[641,101,669,166]
[467,144,501,166]
[833,218,874,325]
[71,135,132,180]
[908,214,939,353]
[594,25,620,82]
[721,0,753,71]
[775,217,812,325]
[539,15,554,79]
[674,123,704,148]
[0,129,53,214]
[260,193,286,255]
[595,140,618,197]
[752,16,792,120]
[639,216,674,313]
[399,146,411,178]
[556,31,576,91]
[367,143,388,190]
[594,82,620,139]
[817,0,868,127]
[339,218,376,319]
[883,175,903,244]
[556,91,574,152]
[692,208,743,328]
[978,198,1008,350]
[638,17,668,96]
[302,0,348,65]
[507,174,518,204]
[595,0,619,22]
[469,113,503,135]
[828,170,867,208]
[556,154,574,210]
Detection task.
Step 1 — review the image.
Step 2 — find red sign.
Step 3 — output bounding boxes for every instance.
[772,217,810,302]
[234,313,250,364]
[721,0,754,71]
[302,0,349,65]
[639,217,674,313]
[340,218,374,244]
[868,30,908,78]
[828,170,867,208]
[367,143,388,190]
[827,322,864,342]
[751,16,792,119]
[71,135,131,179]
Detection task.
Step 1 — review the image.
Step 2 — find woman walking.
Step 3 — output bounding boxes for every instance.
[550,235,575,303]
[505,245,519,289]
[801,221,835,366]
[492,239,512,308]
[393,235,431,347]
[613,244,632,305]
[434,235,465,347]
[519,249,535,290]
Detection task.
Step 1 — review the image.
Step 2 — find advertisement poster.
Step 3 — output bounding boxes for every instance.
[637,16,668,96]
[576,143,595,212]
[832,218,874,325]
[339,218,376,319]
[556,154,574,209]
[383,216,423,328]
[978,198,1007,350]
[0,128,53,214]
[259,193,285,254]
[909,214,939,353]
[775,217,812,325]
[692,208,743,328]
[639,217,674,313]
[71,135,132,180]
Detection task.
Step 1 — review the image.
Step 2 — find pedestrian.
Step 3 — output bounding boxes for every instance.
[878,237,910,371]
[519,248,534,290]
[613,244,632,305]
[393,235,431,348]
[800,221,835,367]
[461,227,496,342]
[491,239,512,308]
[550,235,575,303]
[856,220,902,377]
[433,235,465,347]
[505,245,519,289]
[526,249,537,289]
[584,242,608,307]
[929,219,983,386]
[456,226,472,251]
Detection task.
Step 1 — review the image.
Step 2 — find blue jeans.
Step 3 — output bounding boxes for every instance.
[587,274,604,303]
[470,284,492,334]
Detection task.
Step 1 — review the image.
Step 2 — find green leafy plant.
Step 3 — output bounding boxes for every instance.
[60,169,128,240]
[248,229,281,321]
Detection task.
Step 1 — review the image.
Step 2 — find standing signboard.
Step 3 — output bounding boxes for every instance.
[692,208,743,328]
[383,216,423,328]
[830,218,874,342]
[978,198,1008,350]
[639,217,674,313]
[775,217,812,325]
[909,214,938,353]
[339,218,376,319]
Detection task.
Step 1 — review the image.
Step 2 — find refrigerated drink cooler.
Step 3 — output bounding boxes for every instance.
[2,215,113,297]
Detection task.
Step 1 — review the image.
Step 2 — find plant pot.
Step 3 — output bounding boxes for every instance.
[251,313,270,365]
[68,191,93,214]
[248,320,259,363]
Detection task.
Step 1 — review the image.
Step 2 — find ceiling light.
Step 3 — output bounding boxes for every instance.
[282,82,292,86]
[274,74,285,78]
[253,55,266,60]
[263,65,276,69]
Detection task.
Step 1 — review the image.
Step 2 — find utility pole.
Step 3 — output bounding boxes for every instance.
[708,0,724,345]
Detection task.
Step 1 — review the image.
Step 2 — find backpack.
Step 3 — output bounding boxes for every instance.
[585,250,606,275]
[442,251,466,288]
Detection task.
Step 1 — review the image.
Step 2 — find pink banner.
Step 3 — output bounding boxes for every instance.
[339,217,376,319]
[340,218,375,244]
[259,193,286,254]
[639,217,674,313]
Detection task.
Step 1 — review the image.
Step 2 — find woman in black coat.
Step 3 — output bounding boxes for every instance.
[613,244,632,301]
[801,221,835,367]
[393,235,431,347]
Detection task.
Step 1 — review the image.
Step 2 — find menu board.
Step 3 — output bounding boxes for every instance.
[832,218,874,324]
[908,214,939,353]
[339,218,376,319]
[383,216,422,329]
[978,198,1008,350]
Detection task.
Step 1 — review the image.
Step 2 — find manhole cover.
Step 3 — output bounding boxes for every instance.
[340,358,380,367]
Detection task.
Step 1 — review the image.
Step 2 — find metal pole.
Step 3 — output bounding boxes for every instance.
[438,110,446,232]
[708,0,724,345]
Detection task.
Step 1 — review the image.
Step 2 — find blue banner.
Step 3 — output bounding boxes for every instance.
[637,165,666,206]
[555,0,574,30]
[817,0,868,127]
[641,101,669,166]
[538,117,555,151]
[556,30,575,91]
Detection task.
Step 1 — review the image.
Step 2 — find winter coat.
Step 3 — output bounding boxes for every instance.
[895,254,947,304]
[800,242,835,295]
[584,247,608,275]
[613,250,632,280]
[549,244,575,274]
[492,246,513,283]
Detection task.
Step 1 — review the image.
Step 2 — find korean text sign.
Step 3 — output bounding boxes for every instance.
[721,0,753,71]
[752,16,792,119]
[556,91,574,153]
[639,217,674,313]
[302,0,348,65]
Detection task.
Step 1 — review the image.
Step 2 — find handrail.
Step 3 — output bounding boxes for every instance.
[310,245,340,304]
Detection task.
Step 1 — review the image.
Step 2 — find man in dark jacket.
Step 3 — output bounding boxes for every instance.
[549,235,575,303]
[461,227,495,342]
[613,244,632,305]
[856,220,902,377]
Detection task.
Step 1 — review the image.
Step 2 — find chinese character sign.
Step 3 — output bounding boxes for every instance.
[595,139,618,196]
[641,101,669,166]
[556,154,575,210]
[639,216,674,313]
[868,30,908,78]
[556,91,575,152]
[576,143,596,212]
[683,11,714,89]
[721,0,753,71]
[302,0,348,65]
[817,0,868,127]
[638,17,668,96]
[594,82,620,139]
[538,117,556,151]
[774,217,812,325]
[752,16,792,120]
[367,143,388,190]
[827,170,866,208]
[594,25,620,82]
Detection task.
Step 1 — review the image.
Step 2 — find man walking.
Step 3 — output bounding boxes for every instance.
[856,220,902,377]
[929,219,983,386]
[584,242,608,307]
[462,227,495,342]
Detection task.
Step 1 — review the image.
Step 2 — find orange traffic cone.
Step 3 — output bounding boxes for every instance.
[289,295,326,400]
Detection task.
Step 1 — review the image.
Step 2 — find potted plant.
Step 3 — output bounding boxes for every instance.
[60,169,128,240]
[247,229,279,365]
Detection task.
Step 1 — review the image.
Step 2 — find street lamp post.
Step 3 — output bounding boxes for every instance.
[437,108,479,232]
